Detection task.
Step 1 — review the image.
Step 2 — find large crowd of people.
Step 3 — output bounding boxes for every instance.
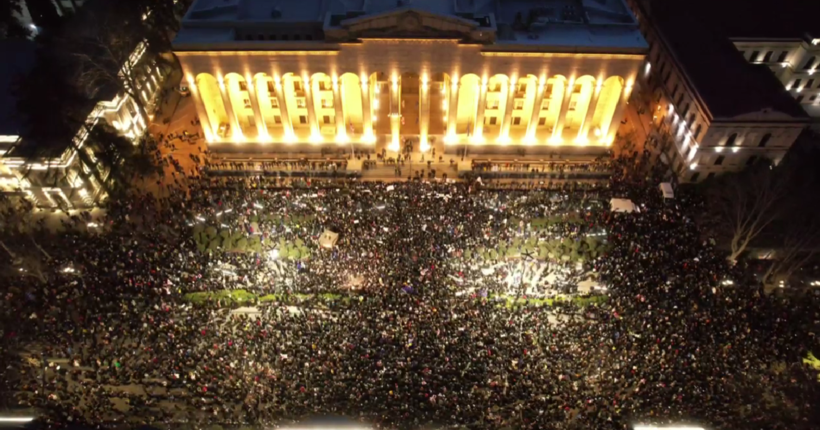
[1,151,819,430]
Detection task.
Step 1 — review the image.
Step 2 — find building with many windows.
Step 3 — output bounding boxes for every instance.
[173,0,648,159]
[0,40,167,209]
[625,0,809,183]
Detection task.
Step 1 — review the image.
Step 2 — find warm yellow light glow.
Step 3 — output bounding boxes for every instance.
[469,135,486,144]
[496,136,511,145]
[187,75,194,85]
[284,133,297,143]
[442,101,447,110]
[575,137,589,145]
[452,75,459,85]
[375,85,380,94]
[336,133,349,143]
[309,133,323,143]
[444,134,458,145]
[388,139,400,152]
[422,75,428,85]
[392,75,398,85]
[482,76,488,86]
[523,135,537,145]
[374,100,380,110]
[548,136,562,146]
[419,138,430,152]
[539,76,546,86]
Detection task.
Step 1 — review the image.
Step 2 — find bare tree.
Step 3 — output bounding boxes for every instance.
[64,4,155,124]
[762,220,820,284]
[706,162,790,262]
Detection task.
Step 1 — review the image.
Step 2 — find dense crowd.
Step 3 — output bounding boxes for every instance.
[1,152,819,430]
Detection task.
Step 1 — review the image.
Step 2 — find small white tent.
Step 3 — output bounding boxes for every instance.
[318,230,339,248]
[610,198,638,213]
[660,182,675,199]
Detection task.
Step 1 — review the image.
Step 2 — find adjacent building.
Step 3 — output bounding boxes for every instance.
[0,40,167,209]
[626,0,809,183]
[173,0,648,161]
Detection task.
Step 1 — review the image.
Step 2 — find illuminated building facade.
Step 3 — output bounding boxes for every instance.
[627,0,809,183]
[174,0,648,157]
[0,41,166,209]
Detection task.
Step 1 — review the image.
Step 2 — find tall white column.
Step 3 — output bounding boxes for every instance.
[189,80,214,141]
[246,80,267,139]
[218,78,241,139]
[499,80,517,141]
[605,84,632,144]
[304,77,319,139]
[552,79,575,142]
[332,78,345,139]
[420,75,431,148]
[389,76,400,150]
[447,78,460,138]
[361,79,373,141]
[526,80,546,142]
[473,81,488,140]
[273,79,294,140]
[578,84,602,142]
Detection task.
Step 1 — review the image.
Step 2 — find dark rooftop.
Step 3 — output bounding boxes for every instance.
[651,0,808,120]
[682,0,820,40]
[0,40,36,137]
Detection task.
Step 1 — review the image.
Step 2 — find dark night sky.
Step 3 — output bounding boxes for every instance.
[671,0,820,39]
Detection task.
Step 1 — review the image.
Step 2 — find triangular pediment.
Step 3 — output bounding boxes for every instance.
[340,8,477,39]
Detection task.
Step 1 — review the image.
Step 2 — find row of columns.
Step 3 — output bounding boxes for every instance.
[192,73,630,146]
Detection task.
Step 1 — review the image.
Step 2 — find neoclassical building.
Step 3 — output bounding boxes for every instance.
[174,0,648,157]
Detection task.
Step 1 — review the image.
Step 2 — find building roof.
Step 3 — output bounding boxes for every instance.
[0,40,36,137]
[651,0,807,120]
[683,0,820,41]
[176,0,647,51]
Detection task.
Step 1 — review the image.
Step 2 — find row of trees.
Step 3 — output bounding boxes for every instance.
[703,133,820,284]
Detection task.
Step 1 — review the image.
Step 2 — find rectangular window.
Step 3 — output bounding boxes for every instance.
[569,101,577,110]
[323,115,331,124]
[514,100,524,110]
[538,117,547,125]
[541,100,550,110]
[513,117,521,125]
[321,98,333,108]
[811,95,818,102]
[663,71,672,86]
[487,99,499,109]
[714,155,725,166]
[690,172,700,182]
[808,79,815,88]
[274,115,282,124]
[296,98,306,108]
[777,51,788,62]
[293,81,302,91]
[489,117,497,125]
[792,79,801,89]
[762,51,773,62]
[707,172,716,180]
[271,98,279,108]
[796,95,805,103]
[299,115,307,124]
[746,155,758,166]
[750,50,760,61]
[239,82,248,91]
[267,82,275,93]
[671,83,679,98]
[243,99,251,108]
[319,81,329,91]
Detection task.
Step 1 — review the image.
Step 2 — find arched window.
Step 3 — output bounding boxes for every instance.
[758,133,772,148]
[725,133,738,146]
[803,56,816,70]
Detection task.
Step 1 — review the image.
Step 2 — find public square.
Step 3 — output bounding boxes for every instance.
[2,152,819,430]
